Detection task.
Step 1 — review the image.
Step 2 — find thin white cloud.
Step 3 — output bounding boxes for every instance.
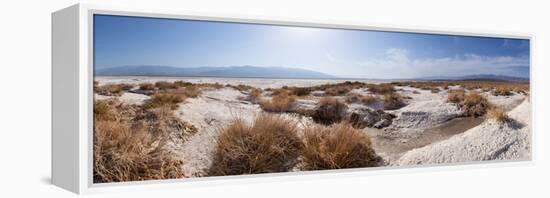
[332,48,529,79]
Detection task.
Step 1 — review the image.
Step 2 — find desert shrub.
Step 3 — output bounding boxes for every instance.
[290,87,313,96]
[430,88,440,93]
[383,93,405,110]
[182,86,201,98]
[302,123,381,170]
[447,89,466,103]
[155,81,178,90]
[260,93,297,112]
[208,114,303,176]
[94,100,116,121]
[174,80,193,87]
[199,82,224,89]
[361,95,379,105]
[344,93,362,103]
[93,119,185,183]
[462,92,490,117]
[367,83,395,95]
[231,84,255,92]
[325,86,351,96]
[96,84,128,96]
[143,94,185,110]
[139,83,155,91]
[492,86,513,96]
[311,97,348,125]
[487,106,510,123]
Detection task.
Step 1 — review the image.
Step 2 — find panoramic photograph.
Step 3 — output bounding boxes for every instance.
[92,14,531,183]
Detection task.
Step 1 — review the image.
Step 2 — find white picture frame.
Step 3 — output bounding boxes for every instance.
[52,3,535,194]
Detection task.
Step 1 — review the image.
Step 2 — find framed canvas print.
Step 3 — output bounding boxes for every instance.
[52,4,533,194]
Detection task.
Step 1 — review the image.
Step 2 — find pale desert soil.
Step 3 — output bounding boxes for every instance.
[94,77,531,174]
[395,99,531,165]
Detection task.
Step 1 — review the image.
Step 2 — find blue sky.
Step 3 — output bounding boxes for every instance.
[94,14,530,79]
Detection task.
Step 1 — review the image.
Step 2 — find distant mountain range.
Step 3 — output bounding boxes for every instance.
[418,74,529,82]
[96,65,335,79]
[96,65,529,82]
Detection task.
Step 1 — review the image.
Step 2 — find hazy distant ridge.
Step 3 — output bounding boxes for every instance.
[96,65,335,79]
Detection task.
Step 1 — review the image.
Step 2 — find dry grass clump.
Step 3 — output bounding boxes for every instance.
[96,83,133,96]
[367,83,395,95]
[260,92,297,112]
[155,81,178,90]
[383,93,405,110]
[173,80,193,87]
[94,100,116,121]
[361,95,380,105]
[168,85,202,98]
[208,114,303,176]
[93,118,185,183]
[289,86,314,96]
[344,93,362,103]
[301,123,381,170]
[143,94,186,110]
[139,83,155,91]
[461,92,490,117]
[93,101,187,183]
[492,86,513,96]
[487,106,510,123]
[325,86,351,96]
[311,97,348,125]
[231,84,255,92]
[197,82,224,89]
[447,89,466,103]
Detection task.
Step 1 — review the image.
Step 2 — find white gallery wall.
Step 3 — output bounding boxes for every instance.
[0,0,548,197]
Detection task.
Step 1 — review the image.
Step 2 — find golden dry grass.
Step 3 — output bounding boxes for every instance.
[208,114,303,176]
[325,86,351,96]
[461,92,490,117]
[447,89,466,103]
[487,106,510,123]
[260,91,297,112]
[383,93,405,110]
[155,81,178,90]
[139,83,155,91]
[143,93,186,110]
[344,93,362,103]
[93,101,187,183]
[96,84,133,96]
[367,83,396,95]
[311,97,348,125]
[301,123,381,170]
[361,95,380,105]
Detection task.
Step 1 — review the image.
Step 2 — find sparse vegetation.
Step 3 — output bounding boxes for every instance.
[447,89,466,103]
[344,93,362,103]
[143,93,186,110]
[208,114,303,176]
[487,106,510,123]
[93,100,189,183]
[325,86,351,96]
[367,83,395,95]
[311,97,348,125]
[461,92,490,117]
[260,92,297,112]
[302,122,381,170]
[492,86,513,96]
[139,83,155,91]
[96,83,133,96]
[383,93,405,110]
[155,81,178,90]
[361,95,380,105]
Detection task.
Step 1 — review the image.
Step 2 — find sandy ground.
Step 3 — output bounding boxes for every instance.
[94,77,531,174]
[396,99,531,165]
[96,76,390,89]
